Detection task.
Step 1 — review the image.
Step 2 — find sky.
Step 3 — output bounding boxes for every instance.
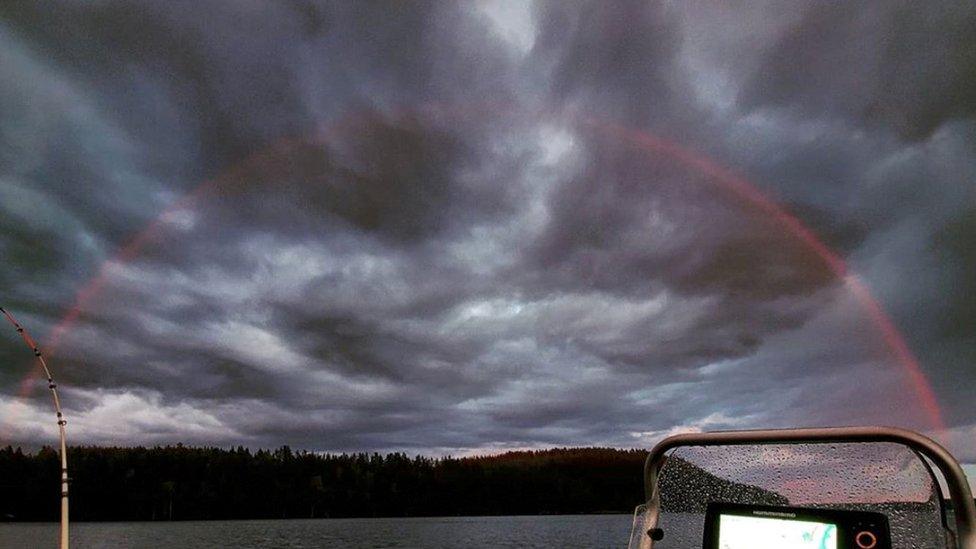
[0,1,974,462]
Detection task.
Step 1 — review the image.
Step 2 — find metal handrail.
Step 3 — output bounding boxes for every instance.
[641,426,976,549]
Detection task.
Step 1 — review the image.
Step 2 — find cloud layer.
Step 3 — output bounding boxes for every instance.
[1,1,974,458]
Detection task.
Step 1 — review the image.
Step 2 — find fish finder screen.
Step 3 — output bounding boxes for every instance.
[718,513,838,549]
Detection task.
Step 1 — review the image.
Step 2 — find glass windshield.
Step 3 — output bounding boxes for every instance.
[641,442,949,549]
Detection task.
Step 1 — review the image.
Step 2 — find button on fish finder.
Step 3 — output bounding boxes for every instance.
[855,530,877,549]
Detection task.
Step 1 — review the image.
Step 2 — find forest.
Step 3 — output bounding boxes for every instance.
[0,445,647,521]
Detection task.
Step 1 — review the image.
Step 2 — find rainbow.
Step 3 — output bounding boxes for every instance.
[9,105,944,437]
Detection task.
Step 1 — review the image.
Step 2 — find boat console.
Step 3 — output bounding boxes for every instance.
[629,427,976,549]
[703,503,890,549]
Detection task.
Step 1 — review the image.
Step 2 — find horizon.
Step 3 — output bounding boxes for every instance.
[5,439,976,496]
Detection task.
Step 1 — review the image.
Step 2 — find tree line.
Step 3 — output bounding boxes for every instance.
[0,445,647,521]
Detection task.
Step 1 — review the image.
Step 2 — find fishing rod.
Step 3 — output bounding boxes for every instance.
[0,307,69,549]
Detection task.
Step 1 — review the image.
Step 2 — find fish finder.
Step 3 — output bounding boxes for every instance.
[703,503,891,549]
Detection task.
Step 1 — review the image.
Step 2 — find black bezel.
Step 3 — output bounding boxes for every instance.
[702,502,891,549]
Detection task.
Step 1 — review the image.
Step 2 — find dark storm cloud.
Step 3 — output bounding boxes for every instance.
[678,0,976,439]
[533,0,688,124]
[738,1,976,140]
[1,1,974,459]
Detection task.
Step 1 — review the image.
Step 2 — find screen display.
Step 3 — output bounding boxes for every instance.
[718,513,838,549]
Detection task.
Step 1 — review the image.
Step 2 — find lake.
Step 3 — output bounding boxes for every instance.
[0,514,635,548]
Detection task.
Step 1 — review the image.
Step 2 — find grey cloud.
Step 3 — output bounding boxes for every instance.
[533,0,690,126]
[738,1,976,140]
[0,1,973,458]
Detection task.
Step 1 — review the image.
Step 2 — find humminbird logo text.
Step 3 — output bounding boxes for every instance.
[752,511,798,519]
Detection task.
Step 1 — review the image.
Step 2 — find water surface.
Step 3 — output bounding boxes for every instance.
[0,514,633,548]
